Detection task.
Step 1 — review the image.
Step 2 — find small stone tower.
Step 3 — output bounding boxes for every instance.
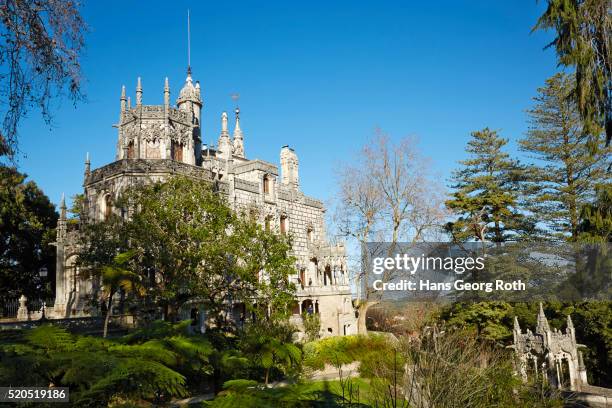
[512,304,588,391]
[280,145,299,190]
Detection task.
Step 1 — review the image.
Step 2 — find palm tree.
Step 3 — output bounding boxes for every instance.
[258,337,301,386]
[98,250,144,338]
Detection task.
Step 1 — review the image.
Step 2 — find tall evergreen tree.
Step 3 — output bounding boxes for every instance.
[534,0,611,148]
[577,183,612,243]
[521,73,609,240]
[446,128,529,243]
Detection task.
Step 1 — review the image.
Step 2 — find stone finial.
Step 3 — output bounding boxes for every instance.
[514,316,521,333]
[17,295,28,321]
[127,96,131,109]
[84,152,91,176]
[566,314,574,330]
[164,77,170,107]
[536,303,550,334]
[233,107,244,158]
[217,112,232,159]
[136,77,143,106]
[120,85,127,111]
[60,193,67,213]
[221,111,229,134]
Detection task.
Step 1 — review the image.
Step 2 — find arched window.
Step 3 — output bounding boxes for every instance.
[280,215,288,235]
[127,141,135,159]
[263,174,271,194]
[171,140,183,161]
[104,195,112,220]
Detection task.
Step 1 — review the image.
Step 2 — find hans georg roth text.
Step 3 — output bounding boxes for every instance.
[372,279,526,293]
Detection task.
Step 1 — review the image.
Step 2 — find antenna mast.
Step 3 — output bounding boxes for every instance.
[187,9,191,73]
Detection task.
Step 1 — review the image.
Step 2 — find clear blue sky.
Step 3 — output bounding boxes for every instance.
[16,1,558,213]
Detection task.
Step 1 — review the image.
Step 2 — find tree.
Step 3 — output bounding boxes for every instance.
[93,250,144,338]
[77,176,296,327]
[446,128,530,244]
[0,0,86,160]
[534,0,611,148]
[521,73,609,240]
[334,131,447,333]
[0,165,57,303]
[577,183,612,243]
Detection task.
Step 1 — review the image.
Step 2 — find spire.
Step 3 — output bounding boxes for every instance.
[164,77,170,107]
[233,107,244,158]
[60,193,66,213]
[120,85,127,111]
[127,96,131,109]
[536,303,550,334]
[514,316,521,333]
[136,77,143,106]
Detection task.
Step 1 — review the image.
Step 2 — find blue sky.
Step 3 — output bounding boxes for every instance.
[16,1,558,214]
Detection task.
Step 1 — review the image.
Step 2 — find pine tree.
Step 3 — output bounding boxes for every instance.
[520,73,609,240]
[577,183,612,243]
[446,128,528,243]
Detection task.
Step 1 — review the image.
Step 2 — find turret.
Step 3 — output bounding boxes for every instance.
[177,68,202,125]
[233,107,244,158]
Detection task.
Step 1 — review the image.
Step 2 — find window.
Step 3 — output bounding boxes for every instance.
[307,226,314,243]
[171,141,183,161]
[104,195,112,220]
[280,215,288,235]
[127,141,135,159]
[263,174,270,194]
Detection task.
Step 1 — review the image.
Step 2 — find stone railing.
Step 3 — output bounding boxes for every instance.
[86,159,213,185]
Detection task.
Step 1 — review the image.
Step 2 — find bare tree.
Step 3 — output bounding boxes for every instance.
[0,0,86,160]
[334,130,448,333]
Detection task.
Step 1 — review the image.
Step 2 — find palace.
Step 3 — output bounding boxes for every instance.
[52,67,358,338]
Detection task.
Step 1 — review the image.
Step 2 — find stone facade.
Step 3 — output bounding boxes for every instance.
[511,304,588,391]
[53,69,358,338]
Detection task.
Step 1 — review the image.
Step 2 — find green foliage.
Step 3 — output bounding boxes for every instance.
[445,128,531,244]
[237,319,302,385]
[578,183,612,242]
[520,72,610,240]
[0,322,220,406]
[534,0,611,148]
[303,334,394,374]
[302,312,321,342]
[77,176,297,327]
[0,165,57,302]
